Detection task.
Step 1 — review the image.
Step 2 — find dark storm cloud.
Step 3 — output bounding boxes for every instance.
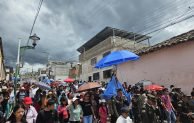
[1,0,194,67]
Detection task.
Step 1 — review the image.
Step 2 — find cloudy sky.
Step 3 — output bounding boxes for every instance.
[0,0,194,71]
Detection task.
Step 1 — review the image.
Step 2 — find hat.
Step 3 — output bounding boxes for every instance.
[2,86,7,90]
[72,97,79,102]
[99,99,106,103]
[121,107,130,113]
[23,97,33,105]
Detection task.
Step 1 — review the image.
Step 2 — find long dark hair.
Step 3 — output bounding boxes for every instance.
[7,103,27,123]
[60,96,68,107]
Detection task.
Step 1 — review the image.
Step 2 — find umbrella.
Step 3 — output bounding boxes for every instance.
[35,82,51,90]
[58,81,68,86]
[95,50,139,68]
[77,82,102,92]
[50,81,59,87]
[42,78,51,84]
[144,84,164,91]
[64,78,74,83]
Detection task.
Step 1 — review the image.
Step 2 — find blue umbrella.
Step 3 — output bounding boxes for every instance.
[43,77,51,84]
[95,50,139,68]
[35,82,51,90]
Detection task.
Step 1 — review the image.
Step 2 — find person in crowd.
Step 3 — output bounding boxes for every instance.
[90,94,97,121]
[33,89,42,103]
[122,82,128,91]
[80,92,96,123]
[116,107,132,123]
[58,96,69,123]
[23,97,37,123]
[6,103,27,123]
[67,92,74,106]
[36,98,59,123]
[0,93,6,123]
[47,90,58,110]
[141,94,160,123]
[16,87,28,103]
[34,91,47,112]
[57,85,64,97]
[186,91,194,122]
[156,91,166,122]
[115,88,129,114]
[161,88,176,123]
[110,88,129,123]
[177,95,193,123]
[98,99,108,123]
[68,97,83,123]
[169,85,175,92]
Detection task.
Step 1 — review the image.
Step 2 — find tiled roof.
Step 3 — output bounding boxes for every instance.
[135,29,194,55]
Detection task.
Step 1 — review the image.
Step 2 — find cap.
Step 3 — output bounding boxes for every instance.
[121,107,130,113]
[99,99,106,103]
[72,97,79,102]
[23,97,33,105]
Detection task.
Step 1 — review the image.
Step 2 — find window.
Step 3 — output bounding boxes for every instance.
[41,71,46,74]
[88,76,92,82]
[93,72,100,80]
[91,57,97,65]
[103,69,112,79]
[103,51,111,57]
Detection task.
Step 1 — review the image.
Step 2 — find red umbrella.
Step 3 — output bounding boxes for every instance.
[64,78,75,83]
[144,84,164,91]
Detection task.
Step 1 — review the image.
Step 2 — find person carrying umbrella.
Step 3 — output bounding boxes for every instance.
[80,92,96,123]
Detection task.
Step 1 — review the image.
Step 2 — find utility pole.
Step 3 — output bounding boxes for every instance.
[14,39,21,104]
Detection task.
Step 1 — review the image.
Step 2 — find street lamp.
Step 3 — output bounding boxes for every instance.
[14,34,40,103]
[29,33,40,48]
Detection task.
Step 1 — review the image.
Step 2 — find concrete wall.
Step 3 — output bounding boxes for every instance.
[79,36,147,81]
[117,41,194,95]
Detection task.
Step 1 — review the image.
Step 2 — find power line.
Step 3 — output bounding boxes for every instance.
[26,0,44,45]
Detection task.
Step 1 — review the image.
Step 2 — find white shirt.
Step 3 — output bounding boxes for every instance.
[116,115,133,123]
[25,106,38,123]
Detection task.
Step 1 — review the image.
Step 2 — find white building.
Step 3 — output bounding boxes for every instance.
[47,61,76,80]
[77,27,150,82]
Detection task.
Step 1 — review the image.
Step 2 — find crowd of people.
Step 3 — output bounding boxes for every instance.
[0,80,194,123]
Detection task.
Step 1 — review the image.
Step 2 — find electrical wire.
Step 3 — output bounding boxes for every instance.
[26,0,44,45]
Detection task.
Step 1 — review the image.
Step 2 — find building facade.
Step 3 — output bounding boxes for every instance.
[5,66,13,81]
[47,61,76,80]
[77,27,149,82]
[117,29,194,95]
[0,37,5,81]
